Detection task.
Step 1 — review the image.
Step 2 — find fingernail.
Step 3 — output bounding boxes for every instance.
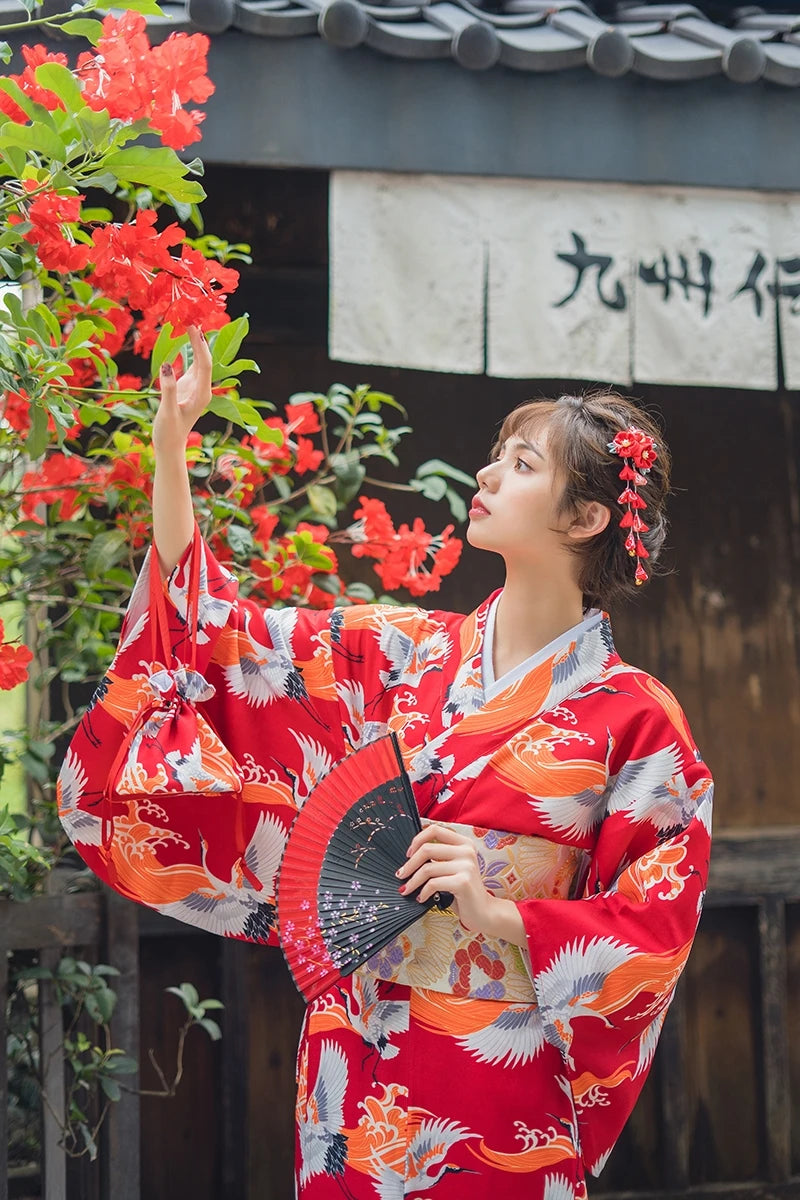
[398,885,406,894]
[161,363,173,377]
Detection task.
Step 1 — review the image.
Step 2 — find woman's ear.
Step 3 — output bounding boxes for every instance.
[568,501,611,543]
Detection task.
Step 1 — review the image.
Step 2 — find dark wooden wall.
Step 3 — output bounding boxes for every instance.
[130,165,800,1200]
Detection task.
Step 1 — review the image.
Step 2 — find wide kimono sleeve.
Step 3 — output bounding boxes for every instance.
[518,691,713,1177]
[58,526,349,947]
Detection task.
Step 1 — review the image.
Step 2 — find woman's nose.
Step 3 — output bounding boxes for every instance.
[476,461,498,489]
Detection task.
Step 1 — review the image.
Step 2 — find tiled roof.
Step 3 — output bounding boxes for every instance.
[173,0,800,83]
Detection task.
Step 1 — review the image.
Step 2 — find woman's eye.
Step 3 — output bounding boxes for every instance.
[514,457,532,472]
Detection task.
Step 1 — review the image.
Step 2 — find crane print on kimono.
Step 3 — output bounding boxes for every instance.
[58,527,713,1199]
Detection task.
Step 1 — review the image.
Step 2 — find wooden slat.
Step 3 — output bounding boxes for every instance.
[594,1183,800,1200]
[39,947,67,1200]
[0,946,9,1200]
[0,894,103,951]
[758,898,791,1181]
[101,892,141,1200]
[706,828,800,904]
[658,981,690,1188]
[220,941,248,1200]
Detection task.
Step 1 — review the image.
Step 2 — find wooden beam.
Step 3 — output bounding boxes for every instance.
[706,828,800,904]
[757,898,791,1182]
[101,891,141,1200]
[0,947,8,1200]
[593,1184,800,1200]
[0,894,103,951]
[659,981,690,1189]
[39,947,67,1200]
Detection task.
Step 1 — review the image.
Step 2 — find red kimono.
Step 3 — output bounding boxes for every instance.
[59,531,713,1199]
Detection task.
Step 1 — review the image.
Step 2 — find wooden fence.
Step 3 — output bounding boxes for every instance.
[1,828,799,1200]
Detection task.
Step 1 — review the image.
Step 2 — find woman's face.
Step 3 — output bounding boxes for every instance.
[467,425,570,566]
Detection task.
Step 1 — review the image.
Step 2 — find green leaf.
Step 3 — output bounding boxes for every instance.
[150,323,186,377]
[0,247,23,278]
[445,486,468,524]
[105,1054,138,1074]
[306,485,338,520]
[415,459,476,488]
[166,982,199,1010]
[344,581,376,602]
[0,144,25,178]
[34,62,84,111]
[197,1017,222,1041]
[24,402,49,460]
[411,476,448,502]
[80,1122,98,1161]
[59,17,103,42]
[0,122,68,161]
[75,106,111,146]
[111,0,165,13]
[85,529,128,578]
[103,147,206,203]
[100,1077,121,1102]
[210,315,248,368]
[63,319,97,359]
[198,998,224,1011]
[0,43,12,65]
[0,77,41,124]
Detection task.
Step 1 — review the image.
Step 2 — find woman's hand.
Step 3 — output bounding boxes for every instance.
[397,824,525,944]
[152,325,213,458]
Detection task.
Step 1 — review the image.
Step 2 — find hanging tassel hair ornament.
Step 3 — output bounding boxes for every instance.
[608,427,658,586]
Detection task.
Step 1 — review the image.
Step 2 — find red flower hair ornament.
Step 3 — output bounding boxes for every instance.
[608,427,658,586]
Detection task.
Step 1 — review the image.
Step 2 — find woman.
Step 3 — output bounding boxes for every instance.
[60,327,712,1199]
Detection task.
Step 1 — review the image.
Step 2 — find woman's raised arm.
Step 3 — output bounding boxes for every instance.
[151,326,212,577]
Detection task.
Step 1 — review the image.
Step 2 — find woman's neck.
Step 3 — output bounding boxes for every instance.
[492,568,586,679]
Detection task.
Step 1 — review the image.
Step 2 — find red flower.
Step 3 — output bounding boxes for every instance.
[149,31,214,149]
[293,436,324,475]
[285,401,320,436]
[77,12,153,121]
[249,505,279,547]
[9,185,91,273]
[0,45,70,121]
[245,425,292,477]
[133,246,239,352]
[0,619,33,690]
[88,210,183,309]
[106,446,153,498]
[20,453,93,523]
[346,496,461,595]
[348,496,396,559]
[2,389,31,436]
[75,14,214,150]
[111,373,144,393]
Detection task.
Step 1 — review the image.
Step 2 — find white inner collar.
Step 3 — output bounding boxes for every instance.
[481,594,602,700]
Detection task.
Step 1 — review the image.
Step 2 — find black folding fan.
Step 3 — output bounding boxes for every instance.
[276,733,451,1003]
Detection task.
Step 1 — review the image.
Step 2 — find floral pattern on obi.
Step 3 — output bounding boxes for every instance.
[362,820,587,1001]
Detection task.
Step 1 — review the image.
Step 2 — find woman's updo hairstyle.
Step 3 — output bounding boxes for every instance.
[493,391,671,610]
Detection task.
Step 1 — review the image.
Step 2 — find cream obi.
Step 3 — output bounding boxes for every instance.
[360,820,587,1003]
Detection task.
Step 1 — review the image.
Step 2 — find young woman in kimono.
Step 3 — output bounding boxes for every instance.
[59,327,713,1199]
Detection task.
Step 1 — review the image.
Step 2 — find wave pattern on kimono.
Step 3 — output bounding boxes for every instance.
[59,528,713,1199]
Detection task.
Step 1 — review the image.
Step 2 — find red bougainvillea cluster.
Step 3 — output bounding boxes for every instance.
[348,495,462,596]
[0,618,34,691]
[10,191,238,356]
[0,13,213,149]
[4,14,235,355]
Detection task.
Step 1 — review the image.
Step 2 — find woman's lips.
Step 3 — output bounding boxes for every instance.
[469,496,490,518]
